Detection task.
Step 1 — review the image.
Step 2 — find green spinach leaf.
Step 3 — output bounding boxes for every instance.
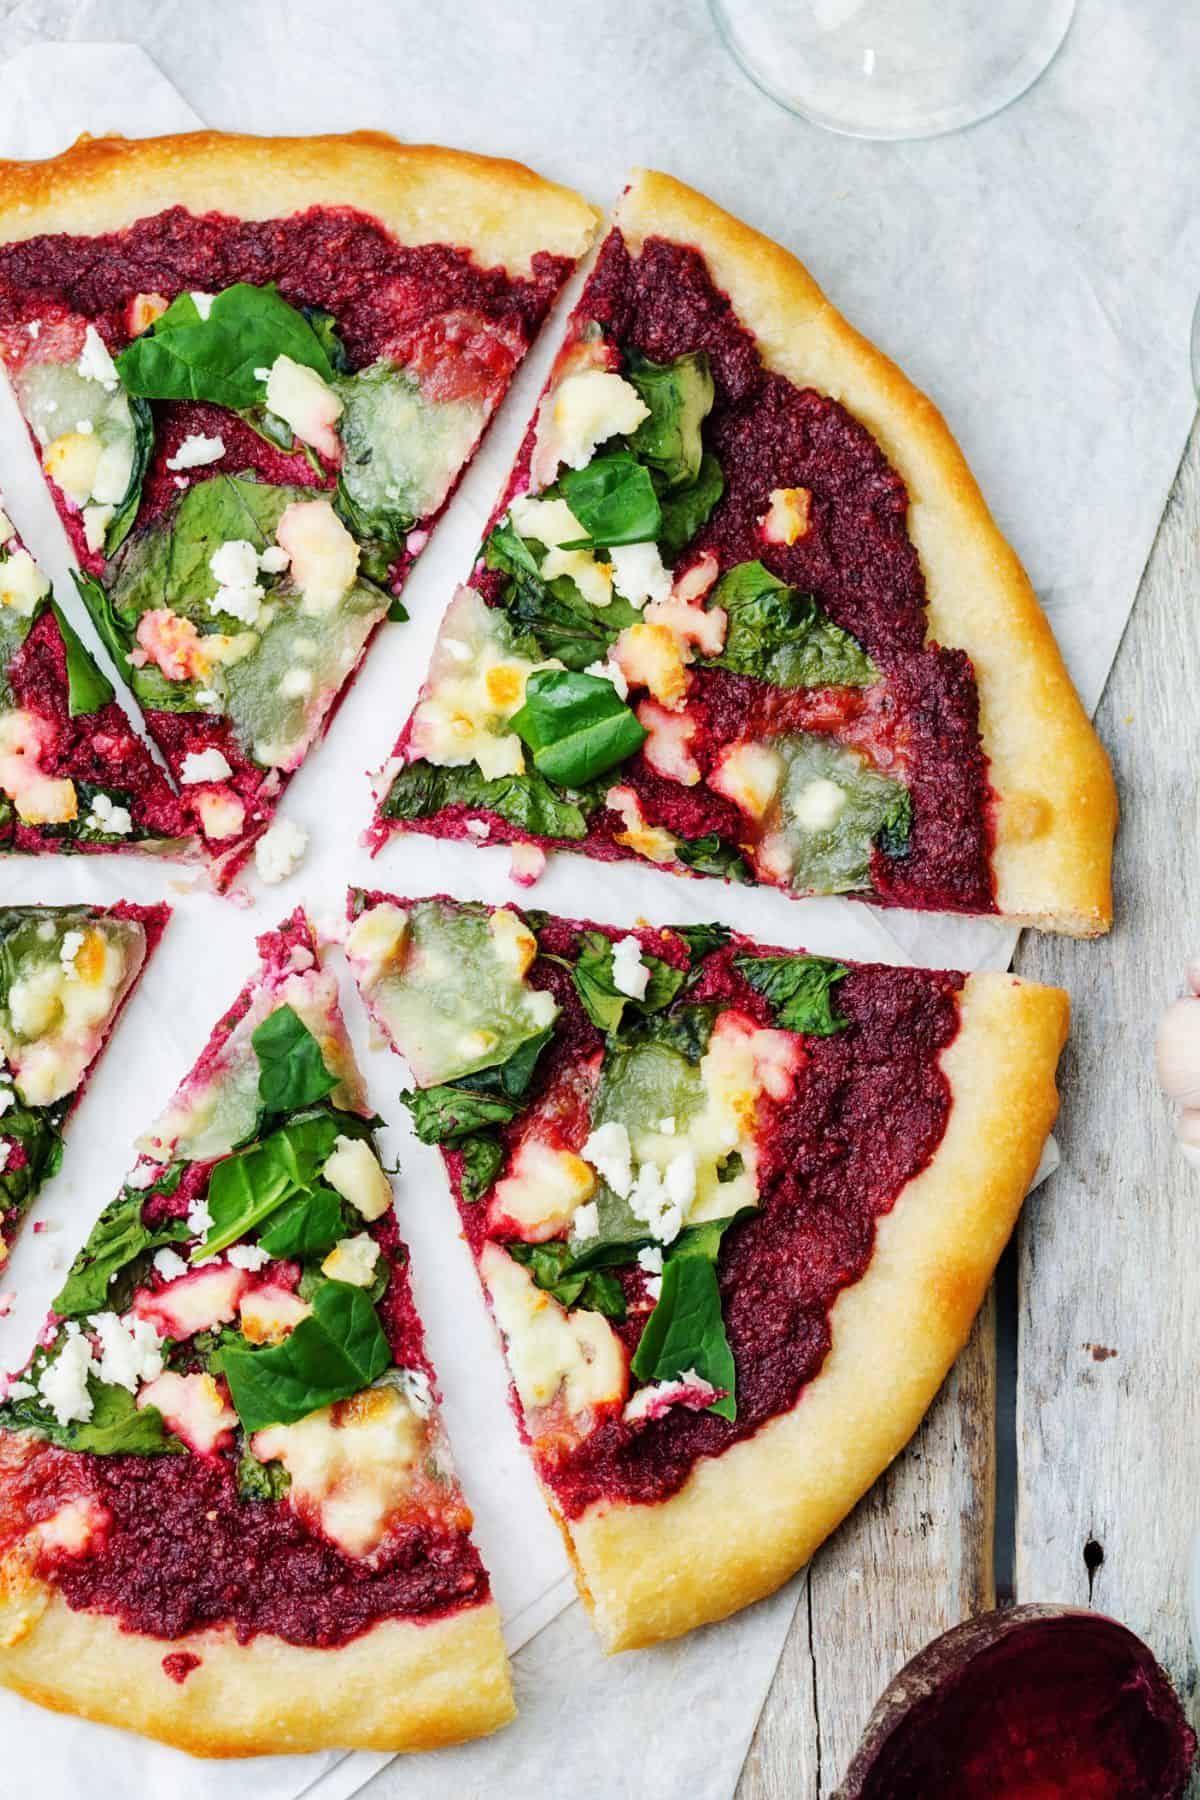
[626,350,714,489]
[0,1100,65,1234]
[382,757,589,840]
[734,952,850,1036]
[257,1185,350,1259]
[103,393,154,555]
[676,832,752,884]
[403,1084,520,1143]
[220,1280,393,1432]
[509,669,645,788]
[0,1375,179,1455]
[53,1179,189,1317]
[252,1005,338,1113]
[484,522,640,669]
[708,561,878,689]
[555,451,661,549]
[200,1113,342,1259]
[507,1240,626,1321]
[570,931,686,1036]
[630,1254,736,1420]
[672,922,732,965]
[50,602,114,716]
[236,1440,293,1500]
[457,1132,505,1203]
[117,283,335,410]
[656,452,724,561]
[72,570,131,678]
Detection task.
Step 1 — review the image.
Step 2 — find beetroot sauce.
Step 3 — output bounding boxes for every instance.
[360,894,963,1520]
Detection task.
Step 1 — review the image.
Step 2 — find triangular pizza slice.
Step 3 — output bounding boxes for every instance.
[0,901,167,1271]
[373,169,1115,936]
[346,888,1067,1651]
[0,130,596,886]
[0,504,194,855]
[0,909,511,1754]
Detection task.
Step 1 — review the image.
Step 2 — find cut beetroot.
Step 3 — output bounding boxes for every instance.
[837,1605,1196,1799]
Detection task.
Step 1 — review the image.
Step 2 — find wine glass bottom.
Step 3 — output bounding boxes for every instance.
[710,0,1078,141]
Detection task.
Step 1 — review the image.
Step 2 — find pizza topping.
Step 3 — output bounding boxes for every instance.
[165,433,225,471]
[90,1311,165,1391]
[334,359,491,547]
[37,1328,95,1426]
[274,497,358,617]
[409,584,551,780]
[622,1368,718,1425]
[0,548,50,618]
[490,1139,596,1241]
[321,1232,381,1288]
[0,707,77,825]
[480,1240,626,1419]
[263,354,343,460]
[532,369,650,488]
[606,784,680,864]
[0,910,145,1108]
[17,352,145,557]
[135,1371,236,1456]
[238,1283,312,1345]
[254,816,308,884]
[132,1263,251,1340]
[760,485,811,545]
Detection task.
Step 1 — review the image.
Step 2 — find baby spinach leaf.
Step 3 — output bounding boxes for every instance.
[382,758,589,840]
[403,1084,521,1144]
[630,1254,736,1420]
[672,922,732,965]
[104,393,154,555]
[484,522,641,669]
[236,1440,293,1500]
[656,452,725,561]
[675,832,753,884]
[510,669,646,788]
[50,601,114,716]
[876,785,914,860]
[386,594,409,623]
[72,570,131,678]
[117,283,335,410]
[555,451,662,549]
[252,1005,338,1114]
[773,733,912,893]
[54,1181,189,1317]
[507,1239,626,1321]
[257,1185,350,1259]
[626,350,714,489]
[220,1280,393,1432]
[734,952,850,1037]
[621,1001,720,1063]
[0,1376,179,1455]
[457,1132,505,1203]
[571,931,686,1036]
[708,561,878,690]
[200,1113,342,1258]
[301,305,351,375]
[0,1100,65,1233]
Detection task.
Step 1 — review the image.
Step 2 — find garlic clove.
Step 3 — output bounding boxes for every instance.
[1154,997,1200,1107]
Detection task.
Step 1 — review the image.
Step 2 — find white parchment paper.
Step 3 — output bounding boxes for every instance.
[0,4,1192,1793]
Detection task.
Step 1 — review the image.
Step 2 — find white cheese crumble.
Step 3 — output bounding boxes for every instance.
[38,1329,95,1426]
[87,791,133,836]
[166,433,226,471]
[254,817,308,885]
[209,537,264,626]
[190,291,214,320]
[180,747,233,785]
[26,320,40,339]
[77,324,119,391]
[581,1120,634,1199]
[637,1245,664,1277]
[584,657,630,700]
[611,934,651,1000]
[264,354,344,458]
[465,818,491,840]
[89,1312,164,1392]
[571,1200,600,1240]
[186,1196,213,1237]
[152,1247,188,1282]
[58,929,85,979]
[259,543,290,574]
[227,1242,272,1272]
[321,1233,380,1288]
[609,541,673,609]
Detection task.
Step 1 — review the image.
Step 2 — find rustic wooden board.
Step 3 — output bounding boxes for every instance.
[1012,421,1200,1759]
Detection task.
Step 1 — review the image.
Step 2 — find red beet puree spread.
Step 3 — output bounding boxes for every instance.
[468,231,996,914]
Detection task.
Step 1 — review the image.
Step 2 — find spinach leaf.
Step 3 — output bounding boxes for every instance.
[103,393,154,555]
[570,931,686,1036]
[630,1255,736,1420]
[676,832,752,884]
[386,593,410,623]
[484,523,640,670]
[510,669,645,788]
[0,1376,179,1455]
[672,923,732,965]
[734,952,850,1036]
[117,283,335,410]
[0,1099,65,1234]
[507,1240,626,1321]
[50,601,113,716]
[252,1005,338,1113]
[621,1001,720,1063]
[53,1180,189,1317]
[876,785,914,860]
[656,452,724,561]
[220,1281,393,1432]
[457,1133,505,1203]
[773,733,912,893]
[708,561,878,690]
[555,452,661,549]
[200,1113,342,1259]
[382,757,589,840]
[626,351,714,489]
[403,1085,520,1143]
[301,306,351,375]
[257,1185,350,1259]
[72,570,130,678]
[237,1440,293,1500]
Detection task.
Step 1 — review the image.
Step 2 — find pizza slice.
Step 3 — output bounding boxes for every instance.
[0,901,167,1269]
[0,131,596,886]
[345,888,1068,1651]
[0,504,194,855]
[0,909,511,1754]
[374,169,1116,936]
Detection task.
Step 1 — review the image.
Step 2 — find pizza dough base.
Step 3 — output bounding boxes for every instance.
[610,170,1116,936]
[0,1568,513,1756]
[0,129,598,276]
[559,969,1068,1651]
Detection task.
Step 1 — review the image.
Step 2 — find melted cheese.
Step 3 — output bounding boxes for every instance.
[252,1383,428,1559]
[137,1370,236,1455]
[322,1133,393,1221]
[531,370,649,487]
[409,585,546,779]
[35,1497,109,1555]
[321,1233,380,1287]
[195,788,246,841]
[238,1283,312,1345]
[0,549,50,618]
[264,355,344,461]
[611,622,689,711]
[344,901,409,990]
[133,1265,250,1340]
[0,708,76,828]
[710,741,784,822]
[480,1241,626,1416]
[490,1138,596,1241]
[275,498,359,616]
[487,907,538,977]
[606,784,680,865]
[4,924,135,1107]
[761,486,811,545]
[637,698,701,786]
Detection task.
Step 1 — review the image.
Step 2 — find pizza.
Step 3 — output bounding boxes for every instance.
[0,130,596,885]
[0,505,192,855]
[0,901,167,1269]
[0,909,511,1754]
[373,169,1116,936]
[345,889,1068,1650]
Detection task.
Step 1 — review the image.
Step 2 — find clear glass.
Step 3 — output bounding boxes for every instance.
[710,0,1077,141]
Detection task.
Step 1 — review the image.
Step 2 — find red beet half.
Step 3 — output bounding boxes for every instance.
[837,1604,1196,1799]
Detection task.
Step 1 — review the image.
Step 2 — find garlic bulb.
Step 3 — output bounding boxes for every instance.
[1155,996,1200,1108]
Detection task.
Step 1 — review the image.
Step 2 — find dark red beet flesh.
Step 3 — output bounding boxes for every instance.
[838,1606,1197,1800]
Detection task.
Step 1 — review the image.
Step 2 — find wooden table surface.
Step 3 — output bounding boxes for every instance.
[736,418,1200,1795]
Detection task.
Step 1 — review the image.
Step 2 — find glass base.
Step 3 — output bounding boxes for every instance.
[711,0,1077,141]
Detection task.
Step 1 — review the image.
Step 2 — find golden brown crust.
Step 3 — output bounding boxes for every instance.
[0,1565,513,1755]
[0,130,598,276]
[561,970,1068,1651]
[614,170,1116,936]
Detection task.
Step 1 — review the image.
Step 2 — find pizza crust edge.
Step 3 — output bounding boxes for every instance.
[0,1569,513,1755]
[615,169,1117,937]
[0,128,599,275]
[561,969,1068,1652]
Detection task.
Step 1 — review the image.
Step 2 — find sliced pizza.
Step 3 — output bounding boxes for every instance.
[346,889,1068,1651]
[0,506,193,855]
[0,131,597,886]
[374,169,1116,936]
[0,908,511,1754]
[0,901,167,1269]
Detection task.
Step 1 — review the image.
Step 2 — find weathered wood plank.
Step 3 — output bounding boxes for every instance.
[737,1295,996,1797]
[1013,421,1200,1761]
